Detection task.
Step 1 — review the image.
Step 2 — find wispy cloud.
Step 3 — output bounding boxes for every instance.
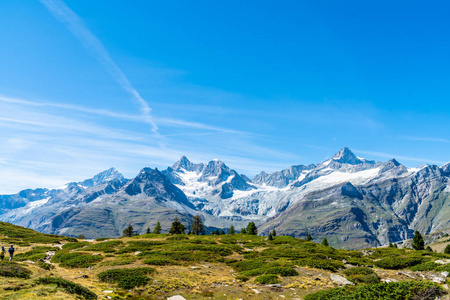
[38,0,158,134]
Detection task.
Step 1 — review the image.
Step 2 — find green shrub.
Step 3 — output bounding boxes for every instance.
[374,256,424,270]
[233,259,265,272]
[83,240,123,252]
[241,268,265,276]
[409,261,440,271]
[0,261,32,278]
[99,256,138,266]
[166,235,188,240]
[295,258,344,272]
[62,242,90,250]
[51,252,102,268]
[254,274,279,284]
[143,257,175,266]
[236,275,249,282]
[264,266,299,277]
[304,281,446,300]
[97,267,154,289]
[342,267,379,284]
[36,277,97,299]
[14,246,55,262]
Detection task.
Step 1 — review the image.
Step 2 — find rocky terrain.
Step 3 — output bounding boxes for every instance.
[0,221,449,300]
[1,147,450,249]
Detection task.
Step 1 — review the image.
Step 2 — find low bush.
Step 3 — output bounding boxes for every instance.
[143,257,176,266]
[36,277,97,300]
[235,274,249,282]
[342,267,379,284]
[97,267,154,289]
[295,258,344,272]
[51,252,102,268]
[241,268,265,276]
[233,259,265,272]
[409,261,440,271]
[0,261,32,278]
[62,242,89,250]
[14,246,55,262]
[99,256,138,266]
[254,274,279,284]
[304,281,446,300]
[83,240,123,252]
[166,235,188,240]
[373,256,424,270]
[264,266,299,277]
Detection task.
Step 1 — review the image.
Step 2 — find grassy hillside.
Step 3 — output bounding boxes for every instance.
[0,222,449,299]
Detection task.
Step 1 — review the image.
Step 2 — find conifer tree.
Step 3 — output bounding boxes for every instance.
[412,231,425,250]
[444,244,450,254]
[322,237,329,247]
[220,230,225,235]
[122,223,134,237]
[190,215,205,235]
[153,221,162,234]
[228,225,236,234]
[169,217,186,235]
[272,229,277,237]
[146,227,151,234]
[215,229,220,235]
[246,222,258,235]
[268,233,273,241]
[306,233,312,241]
[240,228,247,234]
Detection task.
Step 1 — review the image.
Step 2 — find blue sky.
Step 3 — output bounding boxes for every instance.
[1,0,450,193]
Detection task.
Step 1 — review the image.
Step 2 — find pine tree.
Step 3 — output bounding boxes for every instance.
[220,230,225,235]
[122,223,134,237]
[246,222,258,235]
[190,215,205,235]
[153,221,162,234]
[215,229,220,235]
[412,231,425,250]
[322,237,329,247]
[146,227,151,234]
[169,217,186,235]
[268,233,273,241]
[394,243,398,248]
[240,228,247,234]
[306,233,312,241]
[388,242,393,248]
[426,246,433,252]
[272,229,277,237]
[444,244,450,254]
[228,225,235,234]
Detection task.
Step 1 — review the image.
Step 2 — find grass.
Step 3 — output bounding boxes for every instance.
[36,277,97,300]
[0,261,32,278]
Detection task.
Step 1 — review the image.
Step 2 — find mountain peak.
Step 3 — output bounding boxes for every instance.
[172,156,204,173]
[81,167,124,187]
[332,147,362,164]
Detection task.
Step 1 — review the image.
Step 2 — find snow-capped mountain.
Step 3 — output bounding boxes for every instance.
[1,147,450,249]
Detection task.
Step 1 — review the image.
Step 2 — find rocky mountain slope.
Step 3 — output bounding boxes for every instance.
[1,148,450,249]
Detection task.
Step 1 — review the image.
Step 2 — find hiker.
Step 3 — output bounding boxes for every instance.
[0,247,5,261]
[8,245,14,261]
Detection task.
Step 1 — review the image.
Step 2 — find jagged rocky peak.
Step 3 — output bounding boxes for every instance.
[252,164,315,188]
[81,167,125,187]
[440,162,450,176]
[172,156,204,173]
[379,158,407,175]
[331,147,375,165]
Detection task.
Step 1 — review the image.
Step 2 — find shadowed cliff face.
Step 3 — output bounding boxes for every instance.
[1,148,450,248]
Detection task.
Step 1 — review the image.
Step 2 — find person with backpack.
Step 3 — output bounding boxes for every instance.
[0,247,5,261]
[8,245,14,261]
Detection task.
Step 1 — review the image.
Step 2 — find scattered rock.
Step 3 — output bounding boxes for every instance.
[92,253,100,256]
[167,296,186,300]
[434,259,450,265]
[190,266,200,269]
[134,251,141,255]
[431,276,446,284]
[266,284,283,288]
[252,289,260,294]
[24,260,35,264]
[103,290,114,294]
[441,271,449,277]
[381,278,398,283]
[443,284,449,290]
[330,274,354,285]
[397,271,415,279]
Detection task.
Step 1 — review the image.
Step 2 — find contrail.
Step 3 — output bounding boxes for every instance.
[39,0,159,134]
